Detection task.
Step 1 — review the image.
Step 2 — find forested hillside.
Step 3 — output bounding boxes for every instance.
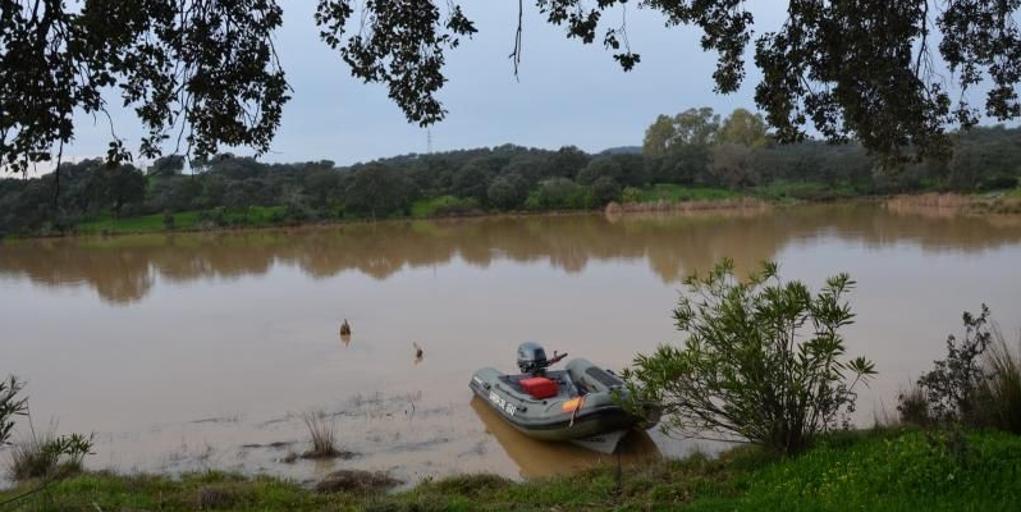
[1,108,1019,237]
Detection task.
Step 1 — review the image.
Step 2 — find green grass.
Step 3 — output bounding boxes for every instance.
[410,195,480,218]
[752,181,858,202]
[3,429,1019,511]
[77,211,200,234]
[77,206,284,235]
[626,184,739,203]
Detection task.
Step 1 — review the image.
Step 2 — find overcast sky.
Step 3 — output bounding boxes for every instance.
[65,2,790,167]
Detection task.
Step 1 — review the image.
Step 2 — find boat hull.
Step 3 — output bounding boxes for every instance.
[469,359,655,443]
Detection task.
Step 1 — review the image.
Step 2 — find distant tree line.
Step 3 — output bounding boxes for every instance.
[1,107,1019,236]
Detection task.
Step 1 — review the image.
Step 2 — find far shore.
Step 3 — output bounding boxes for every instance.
[3,190,1019,242]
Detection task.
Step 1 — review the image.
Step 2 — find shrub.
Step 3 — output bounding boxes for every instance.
[901,305,1021,435]
[906,306,993,426]
[590,176,622,206]
[197,207,228,227]
[622,259,876,455]
[525,178,592,210]
[487,174,527,210]
[162,210,175,230]
[621,186,642,203]
[431,195,479,216]
[896,384,932,427]
[8,431,93,481]
[977,175,1018,192]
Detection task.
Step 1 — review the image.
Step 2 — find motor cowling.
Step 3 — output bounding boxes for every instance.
[516,342,548,375]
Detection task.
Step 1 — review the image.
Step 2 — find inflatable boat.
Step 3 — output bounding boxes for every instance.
[469,342,659,453]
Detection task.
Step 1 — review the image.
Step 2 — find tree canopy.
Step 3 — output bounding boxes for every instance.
[2,1,1020,176]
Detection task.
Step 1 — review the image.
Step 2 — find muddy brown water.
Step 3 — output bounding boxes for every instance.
[2,203,1021,486]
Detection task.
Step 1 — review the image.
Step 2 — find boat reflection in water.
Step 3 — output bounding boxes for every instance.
[469,397,661,478]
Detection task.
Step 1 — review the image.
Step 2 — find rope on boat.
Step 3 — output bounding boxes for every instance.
[568,394,587,427]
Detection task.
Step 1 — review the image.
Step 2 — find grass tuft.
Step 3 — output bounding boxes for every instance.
[897,384,932,427]
[194,485,237,510]
[977,331,1021,434]
[7,430,90,481]
[300,410,340,459]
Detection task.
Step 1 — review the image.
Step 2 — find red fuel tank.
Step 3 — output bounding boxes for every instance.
[519,376,558,399]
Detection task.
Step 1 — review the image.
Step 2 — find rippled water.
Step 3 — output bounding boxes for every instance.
[2,203,1020,485]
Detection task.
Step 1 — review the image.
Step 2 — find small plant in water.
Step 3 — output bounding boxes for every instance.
[301,410,339,459]
[9,427,93,481]
[2,377,93,481]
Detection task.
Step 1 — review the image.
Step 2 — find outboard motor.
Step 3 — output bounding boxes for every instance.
[517,342,567,376]
[517,342,549,375]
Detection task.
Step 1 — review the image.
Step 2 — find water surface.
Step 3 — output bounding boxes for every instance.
[2,203,1020,484]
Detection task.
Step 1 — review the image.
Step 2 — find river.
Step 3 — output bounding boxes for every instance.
[2,203,1020,485]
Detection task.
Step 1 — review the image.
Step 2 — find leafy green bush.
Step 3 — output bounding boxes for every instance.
[623,259,876,454]
[621,186,642,203]
[524,178,592,210]
[487,174,527,210]
[905,306,992,426]
[589,176,622,206]
[197,207,228,227]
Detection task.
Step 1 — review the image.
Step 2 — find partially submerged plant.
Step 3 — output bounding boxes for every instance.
[301,410,338,459]
[8,428,93,481]
[2,376,94,482]
[622,259,876,455]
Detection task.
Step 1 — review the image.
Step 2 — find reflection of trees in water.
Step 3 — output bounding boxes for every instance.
[1,204,1020,304]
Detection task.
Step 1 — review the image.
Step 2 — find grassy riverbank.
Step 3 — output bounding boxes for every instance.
[3,428,1019,511]
[5,184,1018,240]
[65,185,754,237]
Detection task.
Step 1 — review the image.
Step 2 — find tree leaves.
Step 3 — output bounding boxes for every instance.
[1,375,28,446]
[315,0,477,126]
[4,1,1021,177]
[0,0,289,173]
